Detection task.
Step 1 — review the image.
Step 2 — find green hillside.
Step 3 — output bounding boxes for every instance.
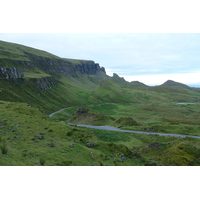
[0,40,88,64]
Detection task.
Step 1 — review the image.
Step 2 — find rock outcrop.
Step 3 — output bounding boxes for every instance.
[34,77,58,90]
[75,61,106,75]
[0,67,24,79]
[23,53,106,77]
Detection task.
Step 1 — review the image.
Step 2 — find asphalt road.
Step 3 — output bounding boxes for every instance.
[68,123,200,139]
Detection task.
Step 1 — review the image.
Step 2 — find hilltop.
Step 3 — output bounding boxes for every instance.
[0,40,106,78]
[162,80,190,88]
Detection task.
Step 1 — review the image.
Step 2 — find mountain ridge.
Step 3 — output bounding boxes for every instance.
[0,40,106,78]
[1,40,199,114]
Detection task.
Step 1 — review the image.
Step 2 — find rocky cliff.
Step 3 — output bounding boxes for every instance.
[0,40,107,92]
[0,40,107,79]
[21,53,106,77]
[0,67,57,90]
[0,67,24,79]
[34,77,58,90]
[75,61,106,75]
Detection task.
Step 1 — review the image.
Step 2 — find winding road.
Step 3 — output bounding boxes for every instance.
[49,107,73,117]
[49,106,200,139]
[68,123,200,139]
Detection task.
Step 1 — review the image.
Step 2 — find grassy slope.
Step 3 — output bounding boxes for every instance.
[0,40,108,113]
[1,83,200,165]
[0,76,102,114]
[0,40,92,79]
[0,40,89,62]
[53,80,200,137]
[1,101,200,166]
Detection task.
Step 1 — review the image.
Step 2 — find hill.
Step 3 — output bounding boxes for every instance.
[0,40,106,78]
[130,81,148,87]
[0,40,108,113]
[161,80,190,88]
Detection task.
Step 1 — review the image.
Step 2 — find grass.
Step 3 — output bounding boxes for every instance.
[92,129,130,142]
[0,40,60,60]
[0,40,93,69]
[77,103,200,136]
[1,143,8,154]
[1,100,200,166]
[24,72,51,78]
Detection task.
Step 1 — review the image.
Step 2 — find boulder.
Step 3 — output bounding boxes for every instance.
[146,142,163,150]
[49,142,56,147]
[86,142,95,148]
[35,77,58,90]
[38,135,44,140]
[76,108,89,115]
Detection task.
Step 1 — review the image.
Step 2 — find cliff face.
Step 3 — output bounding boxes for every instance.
[75,61,106,75]
[0,67,57,90]
[0,40,106,77]
[0,67,24,79]
[34,77,58,90]
[23,53,106,77]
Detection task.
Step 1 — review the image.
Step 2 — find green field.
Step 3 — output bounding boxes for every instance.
[1,101,200,166]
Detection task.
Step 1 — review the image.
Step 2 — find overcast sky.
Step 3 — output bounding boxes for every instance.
[1,33,200,86]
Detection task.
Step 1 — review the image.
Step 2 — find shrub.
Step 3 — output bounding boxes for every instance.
[94,130,130,142]
[66,131,72,136]
[115,117,139,126]
[104,143,132,157]
[22,150,28,157]
[1,144,8,154]
[56,160,72,166]
[39,157,46,166]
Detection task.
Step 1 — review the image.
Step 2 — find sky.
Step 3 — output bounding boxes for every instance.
[1,33,200,87]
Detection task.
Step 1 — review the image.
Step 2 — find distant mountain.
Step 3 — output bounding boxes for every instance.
[130,81,148,87]
[161,80,190,88]
[111,73,130,86]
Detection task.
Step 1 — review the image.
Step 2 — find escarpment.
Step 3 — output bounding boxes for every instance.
[0,40,107,92]
[0,40,106,81]
[34,77,58,90]
[0,67,24,79]
[21,52,106,77]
